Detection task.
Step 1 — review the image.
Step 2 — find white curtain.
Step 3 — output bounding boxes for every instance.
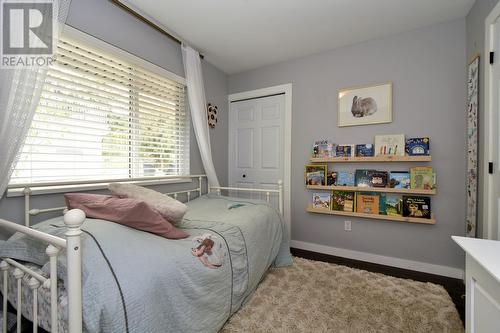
[182,44,220,188]
[0,0,72,196]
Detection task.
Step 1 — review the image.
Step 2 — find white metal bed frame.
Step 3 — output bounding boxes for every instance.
[0,175,283,333]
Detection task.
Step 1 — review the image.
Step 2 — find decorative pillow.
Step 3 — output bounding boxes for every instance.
[108,183,187,224]
[64,193,188,239]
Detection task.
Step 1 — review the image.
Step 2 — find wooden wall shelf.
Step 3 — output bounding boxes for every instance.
[310,155,432,163]
[306,185,436,195]
[306,205,436,225]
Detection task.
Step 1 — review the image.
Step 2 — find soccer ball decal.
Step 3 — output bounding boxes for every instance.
[207,103,218,128]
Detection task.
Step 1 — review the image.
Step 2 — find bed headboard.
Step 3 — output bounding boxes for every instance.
[19,176,284,228]
[21,175,208,227]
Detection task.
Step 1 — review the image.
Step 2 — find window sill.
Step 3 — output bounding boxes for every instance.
[7,178,192,197]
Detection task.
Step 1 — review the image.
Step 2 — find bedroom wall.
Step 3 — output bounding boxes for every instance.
[0,0,228,235]
[228,19,467,271]
[466,0,500,238]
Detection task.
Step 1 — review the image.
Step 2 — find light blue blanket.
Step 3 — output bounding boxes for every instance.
[0,194,292,332]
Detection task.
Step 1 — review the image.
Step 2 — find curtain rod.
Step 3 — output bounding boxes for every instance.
[108,0,204,59]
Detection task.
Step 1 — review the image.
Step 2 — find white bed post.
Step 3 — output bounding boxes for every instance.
[28,278,40,333]
[13,268,24,333]
[278,180,283,216]
[198,177,203,197]
[64,209,85,333]
[24,187,32,227]
[1,261,9,333]
[46,245,60,333]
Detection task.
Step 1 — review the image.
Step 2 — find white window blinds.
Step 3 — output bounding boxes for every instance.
[10,36,189,185]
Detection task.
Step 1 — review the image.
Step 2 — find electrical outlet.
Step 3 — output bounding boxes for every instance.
[344,220,352,231]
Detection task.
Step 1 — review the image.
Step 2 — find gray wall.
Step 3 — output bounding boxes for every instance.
[0,0,228,234]
[228,19,467,269]
[466,0,499,237]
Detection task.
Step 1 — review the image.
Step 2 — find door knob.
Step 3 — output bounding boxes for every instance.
[242,174,246,178]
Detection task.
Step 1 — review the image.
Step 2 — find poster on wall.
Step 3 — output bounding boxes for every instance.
[466,54,479,238]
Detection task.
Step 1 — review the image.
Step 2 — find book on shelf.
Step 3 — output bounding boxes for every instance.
[405,137,430,156]
[379,193,386,215]
[374,134,405,156]
[305,165,327,185]
[355,144,374,157]
[410,167,434,190]
[327,170,337,186]
[336,171,355,186]
[355,170,388,188]
[312,140,336,158]
[312,193,331,210]
[384,194,403,216]
[402,196,431,219]
[336,144,355,157]
[356,193,380,215]
[354,169,374,188]
[389,171,410,189]
[370,171,388,188]
[332,191,355,212]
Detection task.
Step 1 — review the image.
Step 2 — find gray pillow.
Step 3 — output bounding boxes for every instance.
[108,183,187,224]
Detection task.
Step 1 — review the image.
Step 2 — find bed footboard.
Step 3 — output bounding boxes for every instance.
[0,209,85,333]
[210,180,284,215]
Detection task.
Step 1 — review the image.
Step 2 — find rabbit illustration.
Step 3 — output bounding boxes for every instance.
[351,96,377,117]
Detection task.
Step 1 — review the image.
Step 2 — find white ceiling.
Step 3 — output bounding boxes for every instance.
[125,0,475,74]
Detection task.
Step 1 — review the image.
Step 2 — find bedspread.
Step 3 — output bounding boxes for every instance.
[0,194,291,332]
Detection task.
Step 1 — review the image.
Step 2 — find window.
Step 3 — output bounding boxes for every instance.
[10,33,189,185]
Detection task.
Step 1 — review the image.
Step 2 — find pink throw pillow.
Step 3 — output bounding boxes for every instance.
[64,193,189,239]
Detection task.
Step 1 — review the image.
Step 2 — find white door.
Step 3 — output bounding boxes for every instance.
[228,94,285,207]
[490,17,500,240]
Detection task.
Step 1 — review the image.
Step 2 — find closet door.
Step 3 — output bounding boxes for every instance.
[228,94,285,205]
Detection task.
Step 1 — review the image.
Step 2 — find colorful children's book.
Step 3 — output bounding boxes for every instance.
[336,171,355,186]
[305,165,327,185]
[374,134,405,156]
[356,193,380,215]
[355,144,374,157]
[410,167,434,189]
[355,169,374,187]
[402,196,431,219]
[370,171,388,188]
[327,170,337,186]
[312,140,337,158]
[389,171,410,189]
[336,144,354,157]
[405,137,430,156]
[331,191,355,212]
[385,194,403,216]
[379,193,386,215]
[312,193,331,210]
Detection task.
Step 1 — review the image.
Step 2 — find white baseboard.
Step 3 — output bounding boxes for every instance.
[290,240,464,279]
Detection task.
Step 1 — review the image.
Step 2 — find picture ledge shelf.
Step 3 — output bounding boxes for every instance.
[306,185,436,195]
[309,156,432,163]
[306,205,436,225]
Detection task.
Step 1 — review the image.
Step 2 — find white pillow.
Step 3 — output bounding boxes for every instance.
[108,183,187,224]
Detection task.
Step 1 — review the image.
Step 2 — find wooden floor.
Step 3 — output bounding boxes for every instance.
[291,247,465,324]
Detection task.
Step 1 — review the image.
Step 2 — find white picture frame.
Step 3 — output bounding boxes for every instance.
[338,82,392,127]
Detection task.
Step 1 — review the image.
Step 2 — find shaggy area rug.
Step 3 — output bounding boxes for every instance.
[221,257,463,333]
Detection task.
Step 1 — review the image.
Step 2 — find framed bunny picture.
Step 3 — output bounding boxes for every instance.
[337,82,392,127]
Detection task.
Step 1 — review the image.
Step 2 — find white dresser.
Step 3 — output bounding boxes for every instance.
[452,236,500,333]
